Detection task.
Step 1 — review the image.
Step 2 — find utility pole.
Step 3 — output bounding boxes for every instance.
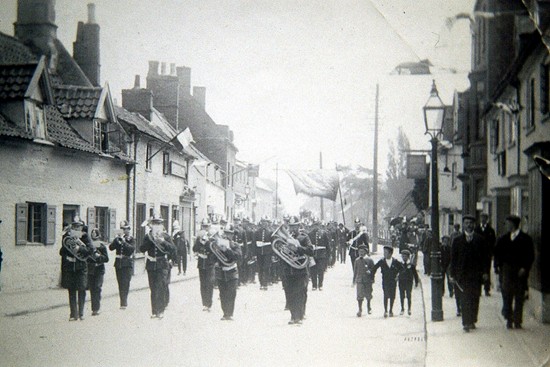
[372,83,379,253]
[320,151,324,221]
[275,163,279,220]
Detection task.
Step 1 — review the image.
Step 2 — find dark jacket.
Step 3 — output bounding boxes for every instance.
[494,231,534,293]
[173,231,189,256]
[398,261,419,288]
[60,233,93,272]
[373,257,403,289]
[140,232,176,271]
[353,256,375,284]
[109,234,135,268]
[254,226,273,256]
[192,231,217,269]
[281,231,314,277]
[309,226,330,259]
[214,239,242,281]
[450,232,487,285]
[87,241,109,275]
[348,229,369,257]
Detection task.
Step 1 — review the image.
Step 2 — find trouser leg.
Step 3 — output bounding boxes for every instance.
[317,258,326,288]
[199,268,214,308]
[78,290,86,317]
[68,289,77,318]
[513,291,525,325]
[116,267,132,307]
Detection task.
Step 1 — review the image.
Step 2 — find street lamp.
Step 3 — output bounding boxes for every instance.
[423,79,446,322]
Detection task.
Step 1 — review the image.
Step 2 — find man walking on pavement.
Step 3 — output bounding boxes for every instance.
[494,214,534,329]
[475,213,496,296]
[449,215,488,332]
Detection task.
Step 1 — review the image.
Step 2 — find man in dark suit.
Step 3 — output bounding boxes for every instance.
[494,215,534,329]
[373,245,403,318]
[475,213,496,296]
[449,215,488,332]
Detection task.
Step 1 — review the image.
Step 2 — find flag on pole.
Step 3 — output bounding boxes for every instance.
[285,169,340,201]
[176,127,194,148]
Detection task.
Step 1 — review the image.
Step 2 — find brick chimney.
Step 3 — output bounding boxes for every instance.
[122,75,154,121]
[177,66,191,95]
[147,60,179,129]
[73,3,101,86]
[193,86,206,109]
[14,0,59,71]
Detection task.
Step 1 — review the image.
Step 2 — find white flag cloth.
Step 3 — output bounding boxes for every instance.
[176,127,194,148]
[285,169,340,201]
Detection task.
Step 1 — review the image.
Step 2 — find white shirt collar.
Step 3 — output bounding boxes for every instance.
[511,229,520,241]
[385,258,393,267]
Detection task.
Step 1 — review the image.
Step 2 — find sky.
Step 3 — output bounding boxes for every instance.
[0,0,476,215]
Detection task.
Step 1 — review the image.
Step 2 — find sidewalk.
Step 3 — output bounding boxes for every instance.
[418,258,550,367]
[0,257,198,317]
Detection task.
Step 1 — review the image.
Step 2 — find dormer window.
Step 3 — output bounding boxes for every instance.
[24,100,46,139]
[93,119,108,152]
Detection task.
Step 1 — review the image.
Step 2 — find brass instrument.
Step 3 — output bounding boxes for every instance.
[209,233,234,267]
[271,224,309,269]
[62,235,90,261]
[147,231,168,255]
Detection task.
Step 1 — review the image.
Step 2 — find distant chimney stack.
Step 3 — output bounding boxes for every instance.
[177,66,191,95]
[161,62,167,75]
[170,63,176,75]
[193,86,206,110]
[87,3,96,24]
[134,75,140,88]
[148,60,159,76]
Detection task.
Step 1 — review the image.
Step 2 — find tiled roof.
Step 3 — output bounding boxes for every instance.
[0,112,33,140]
[52,39,92,87]
[54,86,102,119]
[0,63,37,100]
[115,105,168,141]
[0,32,37,65]
[44,105,101,154]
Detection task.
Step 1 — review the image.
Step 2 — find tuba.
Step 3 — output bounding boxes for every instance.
[271,224,309,269]
[347,225,367,248]
[209,233,233,267]
[62,235,90,261]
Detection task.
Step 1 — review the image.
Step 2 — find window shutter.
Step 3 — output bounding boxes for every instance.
[16,203,28,245]
[46,205,56,245]
[87,207,96,231]
[108,208,117,242]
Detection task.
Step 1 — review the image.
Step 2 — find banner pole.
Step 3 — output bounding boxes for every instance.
[338,184,346,227]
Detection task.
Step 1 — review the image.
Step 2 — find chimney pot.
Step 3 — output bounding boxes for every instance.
[134,75,140,88]
[148,60,159,76]
[87,3,96,24]
[161,62,167,75]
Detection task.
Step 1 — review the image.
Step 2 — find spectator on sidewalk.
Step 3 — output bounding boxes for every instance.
[353,244,374,317]
[449,215,488,332]
[475,213,496,296]
[172,221,189,276]
[494,215,534,330]
[398,249,419,316]
[373,245,403,318]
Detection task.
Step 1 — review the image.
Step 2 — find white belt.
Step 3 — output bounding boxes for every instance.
[66,256,76,263]
[197,253,208,259]
[146,254,157,262]
[222,263,237,271]
[116,255,130,259]
[256,241,271,247]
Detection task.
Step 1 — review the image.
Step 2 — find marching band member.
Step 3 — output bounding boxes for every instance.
[282,216,314,325]
[232,216,247,286]
[193,218,216,311]
[348,219,369,282]
[139,214,176,319]
[309,218,330,291]
[60,216,93,321]
[373,245,403,318]
[353,244,374,317]
[87,228,109,316]
[254,216,273,290]
[214,224,242,320]
[172,220,189,276]
[242,216,257,284]
[109,220,135,309]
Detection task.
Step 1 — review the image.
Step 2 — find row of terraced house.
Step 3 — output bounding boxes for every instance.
[0,0,273,292]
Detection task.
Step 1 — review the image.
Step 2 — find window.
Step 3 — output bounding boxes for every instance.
[146,143,152,170]
[451,162,457,189]
[163,152,170,175]
[507,110,517,145]
[16,203,56,245]
[160,205,169,225]
[490,118,499,154]
[24,101,46,139]
[498,152,506,176]
[528,78,536,128]
[541,64,549,115]
[476,82,485,139]
[448,214,455,228]
[93,119,108,152]
[95,207,109,241]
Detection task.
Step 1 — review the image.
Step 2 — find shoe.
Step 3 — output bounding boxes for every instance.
[485,290,491,297]
[368,308,372,315]
[469,323,476,329]
[120,306,127,310]
[319,287,323,291]
[91,311,100,316]
[178,272,182,275]
[506,321,513,329]
[203,306,210,312]
[514,323,522,329]
[389,312,394,317]
[295,319,303,324]
[79,316,85,321]
[357,311,362,317]
[400,310,404,315]
[225,316,233,321]
[463,325,471,332]
[384,312,388,318]
[157,313,164,319]
[312,287,317,291]
[408,310,411,316]
[69,317,78,321]
[288,319,296,325]
[151,314,158,319]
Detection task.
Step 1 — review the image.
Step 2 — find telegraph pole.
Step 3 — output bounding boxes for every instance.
[275,163,279,220]
[320,151,324,221]
[372,84,379,253]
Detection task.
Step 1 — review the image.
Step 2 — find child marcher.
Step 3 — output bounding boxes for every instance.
[373,245,403,318]
[398,249,419,315]
[353,244,375,317]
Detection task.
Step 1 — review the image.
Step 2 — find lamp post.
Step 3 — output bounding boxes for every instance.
[423,80,446,322]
